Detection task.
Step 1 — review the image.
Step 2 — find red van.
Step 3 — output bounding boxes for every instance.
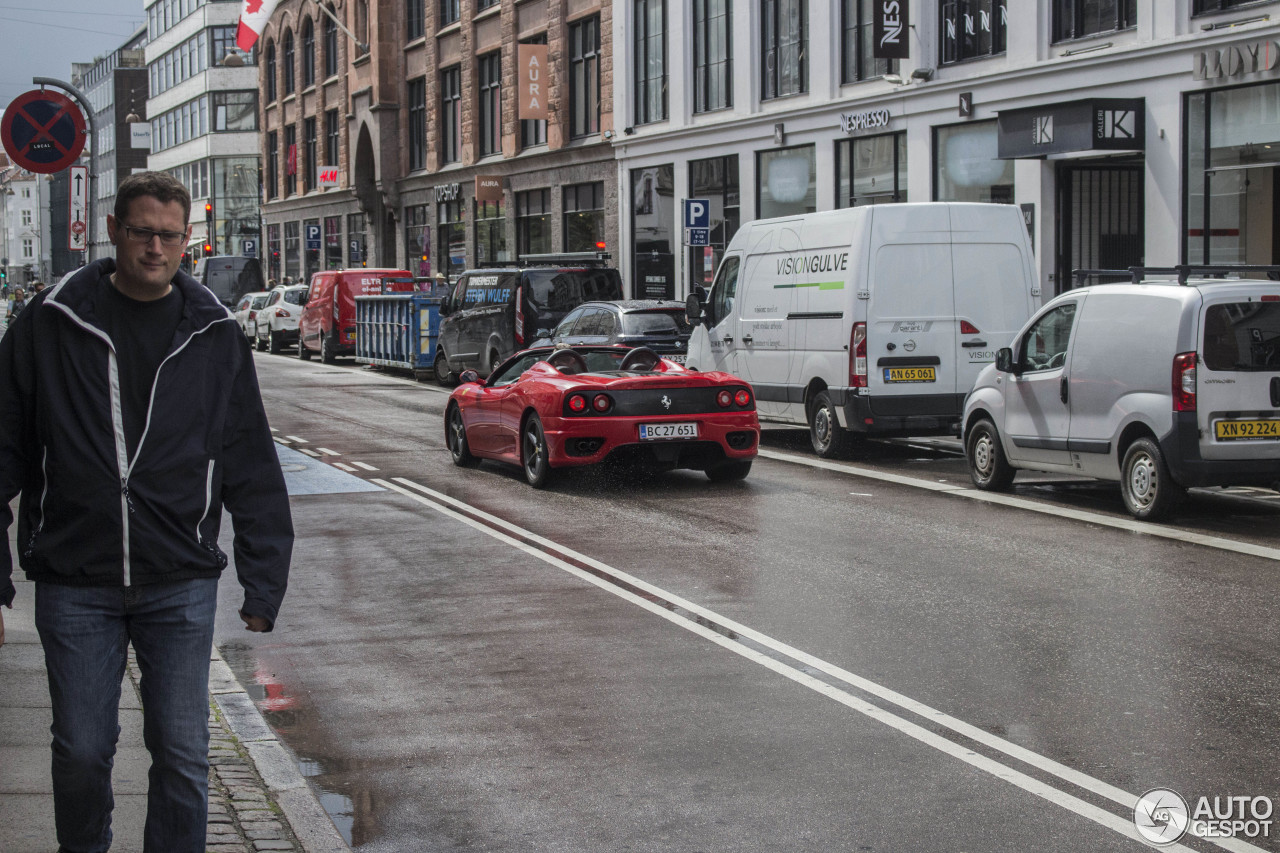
[298,269,413,363]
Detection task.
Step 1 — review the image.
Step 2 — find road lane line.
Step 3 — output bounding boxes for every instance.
[351,462,378,471]
[317,448,340,456]
[757,448,1280,564]
[377,476,1262,853]
[297,448,320,457]
[332,463,356,472]
[285,435,309,444]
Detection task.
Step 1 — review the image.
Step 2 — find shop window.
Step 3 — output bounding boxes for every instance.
[284,221,300,280]
[267,223,281,282]
[405,204,430,277]
[1053,0,1135,42]
[757,145,816,218]
[838,132,906,207]
[438,199,466,279]
[325,216,343,269]
[348,212,367,266]
[761,0,807,100]
[517,189,551,257]
[940,0,1006,65]
[475,200,508,266]
[634,0,668,125]
[564,182,605,252]
[631,167,675,299]
[693,0,732,113]
[934,121,1013,203]
[842,0,897,83]
[304,217,320,279]
[687,156,740,289]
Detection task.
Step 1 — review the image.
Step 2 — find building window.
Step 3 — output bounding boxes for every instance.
[757,145,816,218]
[266,131,279,199]
[408,77,426,171]
[842,0,897,83]
[325,216,342,269]
[439,198,466,280]
[761,0,807,100]
[441,66,461,164]
[941,1,1007,64]
[210,27,251,69]
[441,0,459,26]
[837,132,906,207]
[521,36,548,149]
[267,223,281,281]
[304,117,317,192]
[282,30,295,94]
[284,124,297,197]
[348,212,367,265]
[407,0,424,40]
[324,14,338,77]
[21,210,31,227]
[212,91,257,132]
[405,204,430,276]
[478,53,502,157]
[933,121,1014,203]
[304,217,320,279]
[693,0,732,113]
[1053,0,1134,41]
[687,156,739,288]
[301,18,315,87]
[569,16,600,138]
[516,189,551,257]
[634,1,667,125]
[564,182,604,252]
[21,238,32,259]
[475,200,507,266]
[325,108,340,166]
[284,220,300,280]
[631,166,674,299]
[265,41,276,102]
[1194,0,1265,12]
[478,0,498,8]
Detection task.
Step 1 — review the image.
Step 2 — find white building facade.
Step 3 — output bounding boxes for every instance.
[0,170,52,286]
[611,0,1280,301]
[144,0,262,266]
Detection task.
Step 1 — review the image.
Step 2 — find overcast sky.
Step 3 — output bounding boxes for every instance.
[0,0,150,118]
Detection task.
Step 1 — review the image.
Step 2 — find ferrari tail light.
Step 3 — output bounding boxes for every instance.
[734,389,751,407]
[717,390,733,408]
[592,394,613,413]
[1173,352,1197,412]
[960,320,980,335]
[514,285,525,346]
[850,323,867,388]
[568,393,588,413]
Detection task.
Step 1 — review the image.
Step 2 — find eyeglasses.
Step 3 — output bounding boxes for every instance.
[120,224,187,248]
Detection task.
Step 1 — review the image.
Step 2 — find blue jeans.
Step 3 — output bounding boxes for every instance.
[35,578,219,853]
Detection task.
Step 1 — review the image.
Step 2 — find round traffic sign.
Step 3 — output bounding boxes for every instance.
[71,220,86,235]
[1,89,86,174]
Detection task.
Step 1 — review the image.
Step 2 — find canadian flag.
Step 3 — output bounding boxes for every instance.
[236,0,282,52]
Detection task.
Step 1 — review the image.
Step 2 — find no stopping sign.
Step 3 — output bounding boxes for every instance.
[1,89,86,174]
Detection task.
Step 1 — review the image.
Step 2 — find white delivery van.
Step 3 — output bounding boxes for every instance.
[685,203,1039,456]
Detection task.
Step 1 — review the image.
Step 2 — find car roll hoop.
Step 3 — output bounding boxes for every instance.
[547,348,589,375]
[620,347,662,372]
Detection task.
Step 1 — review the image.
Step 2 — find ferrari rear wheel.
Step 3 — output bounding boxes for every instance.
[447,405,479,468]
[522,412,554,488]
[706,460,752,482]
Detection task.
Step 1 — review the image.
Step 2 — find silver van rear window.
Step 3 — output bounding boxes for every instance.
[1202,303,1280,371]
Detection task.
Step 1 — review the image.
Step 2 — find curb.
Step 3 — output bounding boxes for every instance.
[208,647,351,853]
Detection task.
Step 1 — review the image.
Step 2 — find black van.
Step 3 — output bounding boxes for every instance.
[193,255,266,309]
[434,253,624,384]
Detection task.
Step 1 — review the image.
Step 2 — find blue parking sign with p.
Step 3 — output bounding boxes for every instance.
[684,199,710,229]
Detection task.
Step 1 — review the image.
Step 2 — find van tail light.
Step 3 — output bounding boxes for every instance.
[850,323,868,388]
[1262,294,1279,302]
[960,320,980,335]
[1173,352,1197,412]
[514,285,525,346]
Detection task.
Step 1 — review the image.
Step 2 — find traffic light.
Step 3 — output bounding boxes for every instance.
[204,202,214,255]
[203,242,213,254]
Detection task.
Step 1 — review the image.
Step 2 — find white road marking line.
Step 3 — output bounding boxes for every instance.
[757,449,1280,564]
[298,448,320,457]
[351,461,378,471]
[848,492,874,497]
[316,448,340,456]
[332,463,356,472]
[272,437,291,445]
[378,476,1260,853]
[285,435,309,444]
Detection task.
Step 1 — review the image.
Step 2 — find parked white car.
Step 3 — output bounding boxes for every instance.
[962,265,1280,521]
[256,285,309,353]
[234,291,270,341]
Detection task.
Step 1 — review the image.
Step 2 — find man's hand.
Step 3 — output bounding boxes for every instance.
[239,609,270,633]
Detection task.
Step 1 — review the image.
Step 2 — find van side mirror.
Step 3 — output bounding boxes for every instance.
[996,347,1017,374]
[686,287,711,327]
[438,299,452,316]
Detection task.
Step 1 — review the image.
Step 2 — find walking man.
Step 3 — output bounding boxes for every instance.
[0,172,293,852]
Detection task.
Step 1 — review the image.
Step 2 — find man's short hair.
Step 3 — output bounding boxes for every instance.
[114,171,192,226]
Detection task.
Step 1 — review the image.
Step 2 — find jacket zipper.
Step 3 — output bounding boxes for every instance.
[197,459,215,546]
[23,447,49,558]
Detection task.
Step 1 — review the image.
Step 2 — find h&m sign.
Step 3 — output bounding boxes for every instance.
[317,166,339,187]
[1194,40,1280,81]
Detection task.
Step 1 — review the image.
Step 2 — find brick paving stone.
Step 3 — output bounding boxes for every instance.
[207,823,239,836]
[207,845,250,853]
[241,819,284,832]
[253,840,296,852]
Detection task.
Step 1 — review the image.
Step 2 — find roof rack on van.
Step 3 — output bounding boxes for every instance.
[1071,269,1137,287]
[516,251,612,267]
[1073,265,1280,287]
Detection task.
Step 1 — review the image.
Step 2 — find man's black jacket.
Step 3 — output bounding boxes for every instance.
[0,259,292,627]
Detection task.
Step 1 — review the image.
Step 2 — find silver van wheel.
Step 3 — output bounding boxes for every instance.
[808,390,849,458]
[966,419,1015,491]
[1120,438,1183,521]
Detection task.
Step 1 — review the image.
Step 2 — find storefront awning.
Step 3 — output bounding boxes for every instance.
[997,98,1145,160]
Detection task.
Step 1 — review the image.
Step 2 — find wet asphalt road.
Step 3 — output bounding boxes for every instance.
[214,350,1280,852]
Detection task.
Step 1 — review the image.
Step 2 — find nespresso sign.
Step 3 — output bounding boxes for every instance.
[997,98,1145,159]
[840,109,893,134]
[873,1,909,60]
[1194,40,1280,81]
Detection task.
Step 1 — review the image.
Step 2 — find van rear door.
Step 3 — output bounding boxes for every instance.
[1197,289,1280,461]
[865,205,956,410]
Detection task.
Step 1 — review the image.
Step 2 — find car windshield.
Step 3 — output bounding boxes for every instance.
[525,269,624,311]
[283,288,307,306]
[1202,302,1280,371]
[488,349,652,386]
[621,310,690,335]
[251,295,269,309]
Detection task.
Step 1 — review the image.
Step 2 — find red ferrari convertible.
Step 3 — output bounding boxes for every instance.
[444,346,759,487]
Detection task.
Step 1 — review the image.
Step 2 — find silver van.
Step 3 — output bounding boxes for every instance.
[962,265,1280,520]
[193,255,266,309]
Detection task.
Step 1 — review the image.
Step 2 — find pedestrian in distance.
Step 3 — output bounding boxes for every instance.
[30,279,45,296]
[0,171,294,852]
[6,287,26,322]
